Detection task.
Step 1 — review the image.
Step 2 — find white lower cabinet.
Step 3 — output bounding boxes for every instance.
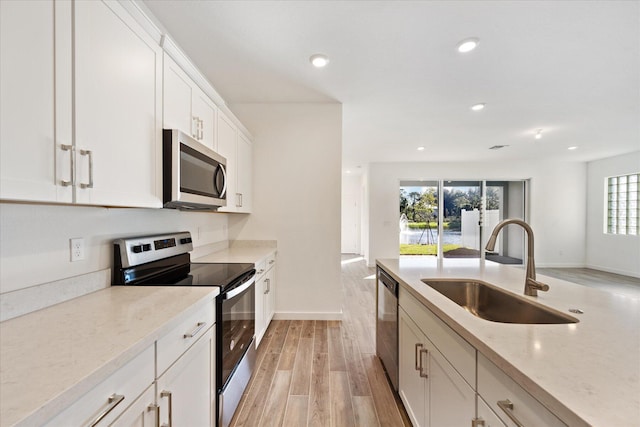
[43,345,155,427]
[398,307,475,427]
[156,327,215,427]
[255,253,277,347]
[476,396,508,427]
[109,385,157,427]
[477,354,566,427]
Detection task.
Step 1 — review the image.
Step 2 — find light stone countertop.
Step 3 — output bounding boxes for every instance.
[0,286,219,427]
[377,257,640,427]
[194,244,276,264]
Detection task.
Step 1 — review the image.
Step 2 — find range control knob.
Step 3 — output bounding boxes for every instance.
[180,237,192,244]
[142,244,152,252]
[132,245,143,253]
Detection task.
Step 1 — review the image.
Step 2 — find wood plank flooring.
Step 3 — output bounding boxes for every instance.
[230,255,410,427]
[538,267,640,299]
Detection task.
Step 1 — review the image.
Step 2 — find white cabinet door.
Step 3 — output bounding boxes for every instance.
[157,328,214,427]
[255,270,267,346]
[0,0,72,203]
[236,132,252,212]
[399,308,427,427]
[428,340,475,426]
[264,263,276,325]
[163,54,194,137]
[216,111,238,212]
[109,385,157,427]
[74,0,161,208]
[192,88,217,151]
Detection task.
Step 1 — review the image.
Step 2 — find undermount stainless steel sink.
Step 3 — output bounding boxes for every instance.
[421,279,578,324]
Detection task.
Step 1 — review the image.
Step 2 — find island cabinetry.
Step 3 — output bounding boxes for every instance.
[398,287,475,427]
[156,327,215,427]
[477,354,566,427]
[163,53,217,151]
[43,345,155,427]
[255,253,277,346]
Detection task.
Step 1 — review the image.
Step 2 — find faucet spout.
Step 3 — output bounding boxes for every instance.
[485,219,549,297]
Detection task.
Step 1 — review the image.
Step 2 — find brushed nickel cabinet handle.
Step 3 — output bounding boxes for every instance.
[183,321,206,338]
[419,348,429,378]
[497,399,525,427]
[89,393,124,426]
[160,390,173,427]
[60,144,74,186]
[79,149,93,189]
[414,343,423,371]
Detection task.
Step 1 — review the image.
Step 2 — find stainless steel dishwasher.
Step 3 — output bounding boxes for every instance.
[376,266,399,391]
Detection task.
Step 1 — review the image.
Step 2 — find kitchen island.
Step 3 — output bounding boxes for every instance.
[377,257,639,426]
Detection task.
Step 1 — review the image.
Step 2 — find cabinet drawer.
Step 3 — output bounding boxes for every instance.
[478,354,566,427]
[157,300,214,376]
[44,345,154,427]
[399,287,475,388]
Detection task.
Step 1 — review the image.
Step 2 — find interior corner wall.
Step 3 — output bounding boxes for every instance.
[366,160,587,268]
[228,103,343,319]
[586,151,640,277]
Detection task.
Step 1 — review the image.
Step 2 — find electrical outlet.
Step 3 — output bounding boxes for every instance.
[70,238,85,262]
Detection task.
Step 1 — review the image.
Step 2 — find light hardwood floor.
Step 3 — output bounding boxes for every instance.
[538,267,640,299]
[230,255,410,427]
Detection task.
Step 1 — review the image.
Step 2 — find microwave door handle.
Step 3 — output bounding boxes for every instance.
[219,164,228,198]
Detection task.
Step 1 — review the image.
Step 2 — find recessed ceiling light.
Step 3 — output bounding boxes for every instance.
[457,37,479,53]
[568,146,578,150]
[417,146,425,151]
[345,170,351,174]
[471,103,485,111]
[310,54,329,68]
[535,129,543,140]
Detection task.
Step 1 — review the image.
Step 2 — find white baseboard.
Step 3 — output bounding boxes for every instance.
[536,263,586,269]
[273,311,343,321]
[585,263,640,279]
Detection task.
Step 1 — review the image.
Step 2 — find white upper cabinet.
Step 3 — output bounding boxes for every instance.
[163,53,217,151]
[217,110,252,213]
[74,0,162,207]
[1,0,162,208]
[0,0,72,203]
[236,132,253,213]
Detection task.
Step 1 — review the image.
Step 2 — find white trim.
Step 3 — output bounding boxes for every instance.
[273,311,343,321]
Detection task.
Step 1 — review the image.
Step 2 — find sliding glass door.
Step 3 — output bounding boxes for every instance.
[399,179,527,264]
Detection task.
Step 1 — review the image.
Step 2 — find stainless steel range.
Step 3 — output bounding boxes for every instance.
[112,231,256,427]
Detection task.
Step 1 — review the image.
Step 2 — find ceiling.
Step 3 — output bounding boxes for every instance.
[142,1,640,172]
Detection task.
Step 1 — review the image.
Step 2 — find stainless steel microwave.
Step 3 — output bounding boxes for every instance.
[163,129,227,210]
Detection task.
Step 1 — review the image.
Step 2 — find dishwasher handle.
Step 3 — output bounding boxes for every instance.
[377,268,399,296]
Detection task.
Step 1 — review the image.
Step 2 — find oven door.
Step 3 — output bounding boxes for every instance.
[218,276,256,427]
[163,129,227,209]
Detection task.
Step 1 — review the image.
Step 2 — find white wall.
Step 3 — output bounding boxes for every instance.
[366,160,587,268]
[586,151,640,277]
[228,103,343,319]
[0,203,228,294]
[341,174,362,254]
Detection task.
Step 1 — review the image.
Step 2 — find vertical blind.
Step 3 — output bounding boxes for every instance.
[607,173,639,235]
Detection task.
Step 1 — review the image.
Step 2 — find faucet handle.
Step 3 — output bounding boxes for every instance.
[526,278,549,296]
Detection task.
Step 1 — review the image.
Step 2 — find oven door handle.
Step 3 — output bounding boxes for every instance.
[223,277,255,300]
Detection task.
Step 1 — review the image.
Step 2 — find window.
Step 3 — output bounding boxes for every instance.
[607,173,639,235]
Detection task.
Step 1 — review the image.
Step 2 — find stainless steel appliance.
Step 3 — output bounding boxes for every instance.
[376,266,399,391]
[163,129,227,210]
[112,232,256,427]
